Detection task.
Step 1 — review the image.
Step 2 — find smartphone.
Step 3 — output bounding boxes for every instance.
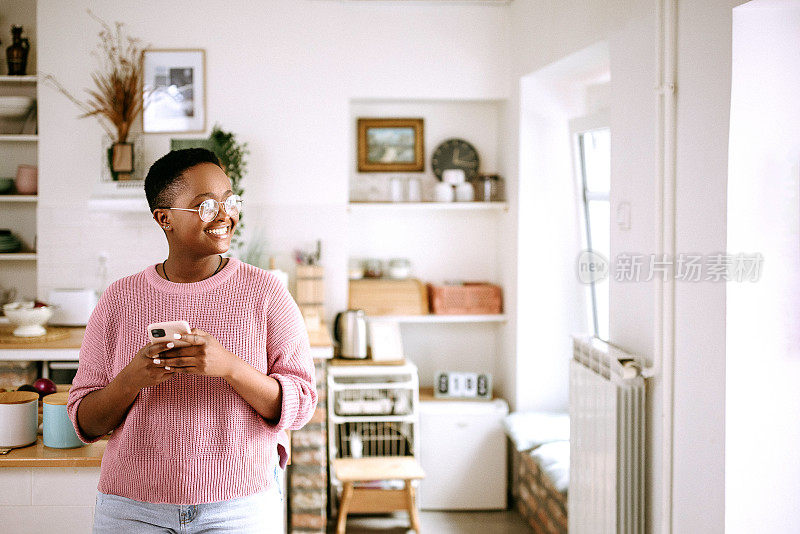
[147,320,192,344]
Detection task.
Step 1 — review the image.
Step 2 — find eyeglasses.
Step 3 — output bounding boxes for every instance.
[162,195,243,223]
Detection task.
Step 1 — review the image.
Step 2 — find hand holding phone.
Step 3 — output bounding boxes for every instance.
[120,321,192,391]
[147,320,192,343]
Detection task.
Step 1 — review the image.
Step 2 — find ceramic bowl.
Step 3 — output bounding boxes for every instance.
[0,97,34,119]
[2,302,53,337]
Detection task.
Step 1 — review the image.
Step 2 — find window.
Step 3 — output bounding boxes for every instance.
[573,123,610,340]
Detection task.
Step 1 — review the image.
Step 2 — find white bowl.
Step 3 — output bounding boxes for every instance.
[0,97,34,119]
[2,302,53,337]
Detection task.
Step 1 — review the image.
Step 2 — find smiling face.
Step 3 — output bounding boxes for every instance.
[153,162,238,257]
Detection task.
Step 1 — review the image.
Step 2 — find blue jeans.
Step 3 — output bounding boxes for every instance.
[93,467,284,533]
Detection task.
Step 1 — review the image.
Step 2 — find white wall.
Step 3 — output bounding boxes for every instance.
[672,2,745,531]
[727,1,800,531]
[516,42,608,413]
[506,0,663,525]
[34,0,511,371]
[507,0,746,531]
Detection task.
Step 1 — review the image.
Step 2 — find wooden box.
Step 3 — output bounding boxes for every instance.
[296,265,324,304]
[348,279,428,316]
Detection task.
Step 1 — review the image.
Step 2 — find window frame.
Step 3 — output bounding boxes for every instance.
[569,111,610,340]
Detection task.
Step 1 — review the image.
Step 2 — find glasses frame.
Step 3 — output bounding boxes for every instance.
[160,195,243,223]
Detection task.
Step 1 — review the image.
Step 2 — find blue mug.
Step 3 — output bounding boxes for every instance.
[43,392,84,449]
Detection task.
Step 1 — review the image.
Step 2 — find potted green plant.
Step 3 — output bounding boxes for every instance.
[210,126,248,253]
[44,12,146,180]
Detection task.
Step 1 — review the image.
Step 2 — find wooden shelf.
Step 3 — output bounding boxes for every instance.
[366,314,507,323]
[0,135,37,142]
[0,252,37,261]
[348,201,507,212]
[87,197,148,212]
[0,75,37,83]
[0,195,36,202]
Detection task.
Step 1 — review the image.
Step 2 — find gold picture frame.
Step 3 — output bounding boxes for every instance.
[357,118,424,172]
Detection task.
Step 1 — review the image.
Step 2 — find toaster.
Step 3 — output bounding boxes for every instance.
[47,288,98,326]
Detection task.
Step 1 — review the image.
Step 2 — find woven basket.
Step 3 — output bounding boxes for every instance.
[428,283,503,315]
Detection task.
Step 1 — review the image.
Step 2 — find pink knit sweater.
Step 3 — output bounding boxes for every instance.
[67,257,317,504]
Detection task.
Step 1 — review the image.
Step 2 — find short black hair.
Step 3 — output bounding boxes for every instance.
[144,148,223,212]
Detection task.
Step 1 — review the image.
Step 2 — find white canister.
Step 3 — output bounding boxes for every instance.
[434,182,455,202]
[442,169,466,185]
[0,391,39,449]
[390,177,405,202]
[406,177,422,202]
[455,182,475,202]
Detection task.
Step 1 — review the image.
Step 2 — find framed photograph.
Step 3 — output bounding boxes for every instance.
[143,49,206,133]
[357,118,424,172]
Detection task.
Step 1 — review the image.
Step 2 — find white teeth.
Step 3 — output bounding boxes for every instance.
[206,227,229,236]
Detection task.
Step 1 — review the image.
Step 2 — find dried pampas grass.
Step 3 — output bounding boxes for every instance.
[44,10,148,143]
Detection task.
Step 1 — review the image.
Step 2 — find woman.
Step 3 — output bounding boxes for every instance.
[67,148,317,533]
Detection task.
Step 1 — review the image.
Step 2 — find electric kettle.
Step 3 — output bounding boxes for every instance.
[333,309,368,359]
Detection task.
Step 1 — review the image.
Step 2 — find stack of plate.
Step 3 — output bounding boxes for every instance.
[0,230,22,253]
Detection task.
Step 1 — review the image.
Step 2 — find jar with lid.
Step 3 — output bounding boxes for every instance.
[363,259,384,278]
[476,174,503,202]
[348,258,365,280]
[387,258,411,279]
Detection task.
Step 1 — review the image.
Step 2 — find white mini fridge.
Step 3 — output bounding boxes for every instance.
[418,397,509,510]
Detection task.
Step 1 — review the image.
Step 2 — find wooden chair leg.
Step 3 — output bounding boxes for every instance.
[336,482,354,534]
[405,480,421,533]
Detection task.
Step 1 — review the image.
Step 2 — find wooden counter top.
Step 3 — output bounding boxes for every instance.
[0,435,106,468]
[0,324,333,351]
[0,325,85,350]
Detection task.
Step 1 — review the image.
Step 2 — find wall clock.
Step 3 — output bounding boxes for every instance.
[431,138,480,181]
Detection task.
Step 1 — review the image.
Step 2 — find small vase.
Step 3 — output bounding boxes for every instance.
[107,142,134,181]
[15,165,37,194]
[6,26,30,76]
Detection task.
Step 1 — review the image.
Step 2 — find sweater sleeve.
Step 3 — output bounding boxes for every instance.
[264,275,318,432]
[66,290,112,444]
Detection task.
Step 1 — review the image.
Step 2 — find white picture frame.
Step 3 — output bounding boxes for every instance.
[143,49,206,133]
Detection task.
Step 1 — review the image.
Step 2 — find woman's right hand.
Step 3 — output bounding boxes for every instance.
[122,340,182,390]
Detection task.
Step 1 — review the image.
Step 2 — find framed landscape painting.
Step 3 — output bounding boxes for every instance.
[357,118,424,172]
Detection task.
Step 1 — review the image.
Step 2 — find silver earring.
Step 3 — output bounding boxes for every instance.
[164,225,171,230]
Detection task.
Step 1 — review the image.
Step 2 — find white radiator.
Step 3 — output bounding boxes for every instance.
[569,335,646,534]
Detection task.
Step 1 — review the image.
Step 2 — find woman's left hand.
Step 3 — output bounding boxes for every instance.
[155,327,240,379]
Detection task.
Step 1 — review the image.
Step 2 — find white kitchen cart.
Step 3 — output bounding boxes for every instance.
[326,360,420,513]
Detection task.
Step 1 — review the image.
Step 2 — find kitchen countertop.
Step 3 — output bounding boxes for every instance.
[0,435,107,468]
[0,323,334,359]
[0,325,85,350]
[0,327,333,468]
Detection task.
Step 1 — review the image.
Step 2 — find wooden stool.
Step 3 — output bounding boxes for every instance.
[332,456,426,534]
